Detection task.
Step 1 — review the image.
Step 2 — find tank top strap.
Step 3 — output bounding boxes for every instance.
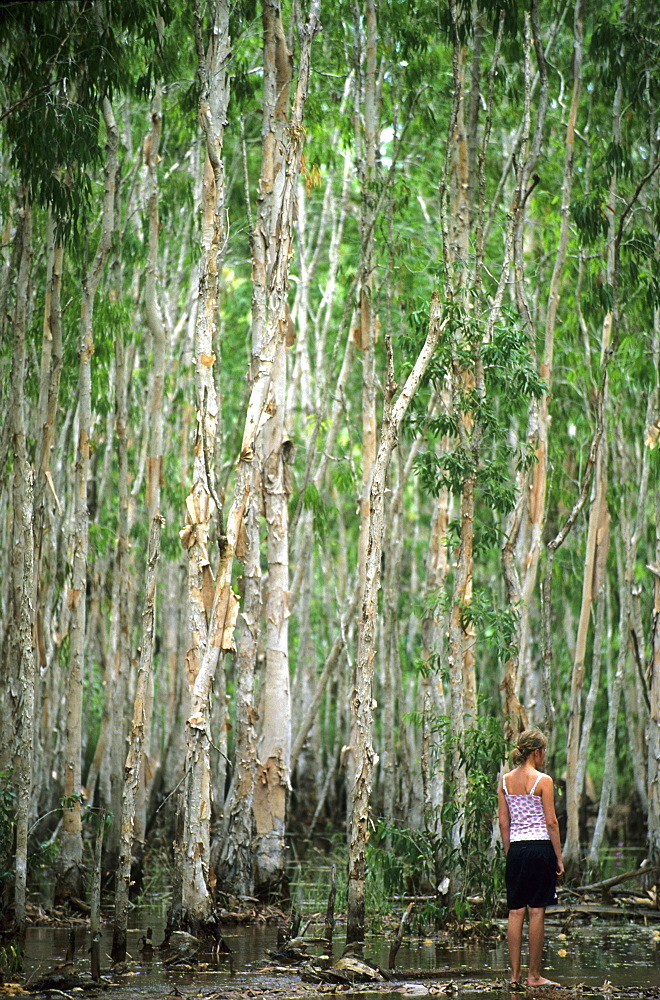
[530,774,544,795]
[502,774,508,794]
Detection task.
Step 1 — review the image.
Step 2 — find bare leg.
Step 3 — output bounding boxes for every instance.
[507,907,526,983]
[527,906,556,985]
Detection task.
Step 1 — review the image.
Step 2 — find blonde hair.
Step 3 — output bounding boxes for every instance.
[512,728,548,766]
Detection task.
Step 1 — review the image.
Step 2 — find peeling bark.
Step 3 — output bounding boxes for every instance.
[174,0,231,928]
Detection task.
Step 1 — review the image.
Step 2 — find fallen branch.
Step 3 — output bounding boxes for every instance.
[567,864,660,895]
[551,903,660,921]
[389,901,415,970]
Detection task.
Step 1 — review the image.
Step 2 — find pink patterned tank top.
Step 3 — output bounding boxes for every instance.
[503,773,550,842]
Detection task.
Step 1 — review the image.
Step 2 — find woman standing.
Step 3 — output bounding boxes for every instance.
[498,729,565,987]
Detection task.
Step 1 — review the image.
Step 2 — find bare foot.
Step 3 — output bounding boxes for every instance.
[527,978,560,987]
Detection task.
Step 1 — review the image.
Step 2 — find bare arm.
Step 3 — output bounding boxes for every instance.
[539,775,564,876]
[498,781,511,854]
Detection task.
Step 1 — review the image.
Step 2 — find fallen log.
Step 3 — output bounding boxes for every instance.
[549,902,660,920]
[567,863,660,896]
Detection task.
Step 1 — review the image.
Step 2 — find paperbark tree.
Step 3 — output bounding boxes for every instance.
[216,488,260,895]
[649,468,660,876]
[32,215,64,768]
[56,97,119,904]
[8,198,34,943]
[246,0,321,894]
[112,58,167,961]
[172,0,231,931]
[346,292,446,944]
[2,0,660,934]
[562,59,619,871]
[502,0,581,738]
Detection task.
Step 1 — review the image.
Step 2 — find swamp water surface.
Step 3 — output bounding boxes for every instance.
[18,911,660,999]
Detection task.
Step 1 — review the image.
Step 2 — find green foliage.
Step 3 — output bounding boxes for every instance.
[369,716,508,929]
[0,0,186,230]
[295,482,336,542]
[0,938,22,978]
[436,715,508,923]
[368,821,447,928]
[410,311,542,515]
[460,592,518,664]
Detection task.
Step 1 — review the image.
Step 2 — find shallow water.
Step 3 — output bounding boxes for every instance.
[18,908,660,998]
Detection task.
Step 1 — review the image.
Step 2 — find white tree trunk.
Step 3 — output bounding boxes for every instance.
[175,0,231,929]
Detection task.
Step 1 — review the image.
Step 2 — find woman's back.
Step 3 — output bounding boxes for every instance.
[502,767,545,796]
[502,770,549,841]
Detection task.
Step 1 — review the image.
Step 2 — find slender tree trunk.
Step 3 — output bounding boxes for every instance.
[56,98,118,903]
[503,0,582,736]
[649,478,660,878]
[588,539,629,863]
[29,217,64,832]
[132,76,168,860]
[648,319,660,880]
[419,484,452,832]
[33,213,63,695]
[346,0,379,845]
[10,199,34,943]
[248,0,321,893]
[563,440,610,874]
[217,490,260,895]
[112,66,167,958]
[174,0,231,929]
[563,61,621,876]
[112,516,163,960]
[102,317,131,867]
[254,336,291,891]
[355,0,378,602]
[576,586,606,800]
[346,293,445,944]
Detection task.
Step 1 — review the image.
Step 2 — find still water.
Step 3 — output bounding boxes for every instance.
[20,910,660,998]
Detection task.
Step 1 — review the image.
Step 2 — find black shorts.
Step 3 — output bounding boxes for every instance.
[506,840,558,910]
